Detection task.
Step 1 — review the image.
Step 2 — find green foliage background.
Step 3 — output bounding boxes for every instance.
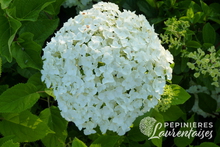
[0,0,220,146]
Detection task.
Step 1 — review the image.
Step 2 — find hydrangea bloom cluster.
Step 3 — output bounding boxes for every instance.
[187,46,220,87]
[41,2,173,135]
[62,0,100,11]
[187,85,220,117]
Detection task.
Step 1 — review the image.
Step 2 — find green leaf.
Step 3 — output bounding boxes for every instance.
[187,8,194,22]
[145,0,157,8]
[198,93,217,114]
[18,17,59,46]
[40,106,68,147]
[169,84,191,105]
[6,0,55,21]
[195,142,219,147]
[0,83,40,113]
[193,12,203,23]
[0,110,54,142]
[44,0,65,15]
[1,140,19,147]
[186,41,202,48]
[160,105,184,121]
[27,72,46,91]
[210,3,220,14]
[90,135,121,147]
[0,0,13,9]
[16,66,39,78]
[45,88,56,99]
[127,126,147,142]
[0,9,21,62]
[202,23,216,44]
[0,136,15,146]
[72,137,87,147]
[200,0,211,16]
[11,32,42,70]
[0,85,8,95]
[174,114,195,147]
[137,0,158,18]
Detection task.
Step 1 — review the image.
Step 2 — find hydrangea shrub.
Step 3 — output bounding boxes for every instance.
[41,2,173,135]
[1,0,220,146]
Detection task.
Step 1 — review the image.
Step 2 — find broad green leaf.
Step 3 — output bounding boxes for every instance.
[0,110,54,142]
[174,115,195,147]
[44,0,65,15]
[90,135,121,147]
[16,66,39,78]
[6,0,55,21]
[0,9,21,62]
[27,72,45,91]
[72,137,87,147]
[18,17,59,46]
[202,23,216,44]
[0,85,8,95]
[160,105,184,121]
[209,3,220,14]
[11,32,42,70]
[186,41,202,48]
[195,142,219,147]
[127,126,146,142]
[1,140,19,147]
[198,93,217,114]
[145,0,157,8]
[0,136,15,146]
[200,0,211,16]
[27,72,47,98]
[193,12,203,23]
[209,3,220,23]
[187,8,194,22]
[0,0,13,9]
[40,106,68,147]
[169,84,191,105]
[0,83,40,113]
[137,0,158,18]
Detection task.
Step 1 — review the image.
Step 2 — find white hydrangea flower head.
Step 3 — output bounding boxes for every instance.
[187,85,220,117]
[41,2,173,135]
